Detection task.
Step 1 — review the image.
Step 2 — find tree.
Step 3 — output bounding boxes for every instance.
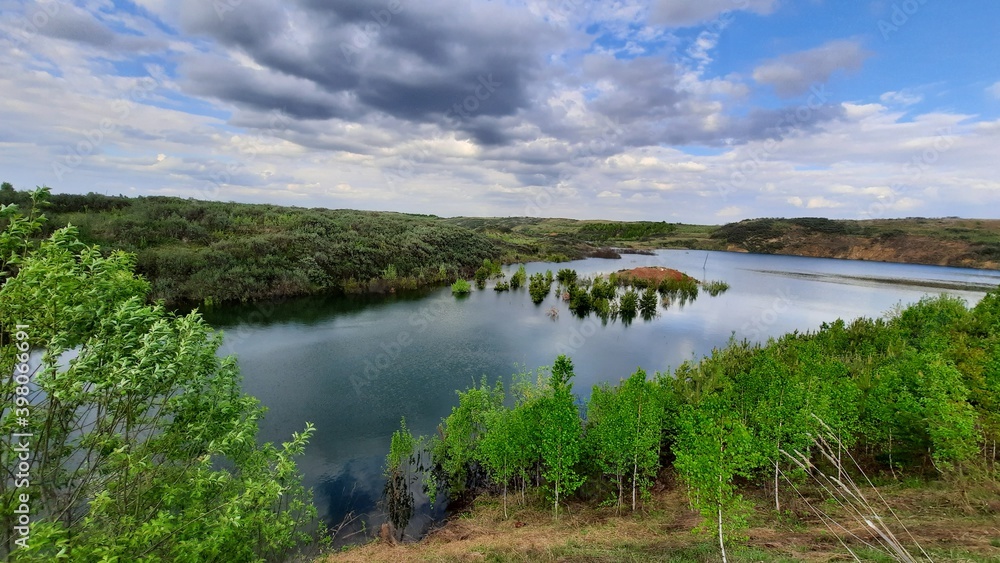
[476,407,526,518]
[382,418,417,541]
[537,356,584,516]
[431,378,504,495]
[474,266,489,289]
[639,287,658,319]
[1,186,49,277]
[0,216,316,561]
[509,265,527,290]
[556,269,577,285]
[528,273,550,304]
[674,401,761,563]
[619,289,639,321]
[587,368,663,512]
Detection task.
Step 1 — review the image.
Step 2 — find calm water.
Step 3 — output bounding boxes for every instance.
[201,250,1000,541]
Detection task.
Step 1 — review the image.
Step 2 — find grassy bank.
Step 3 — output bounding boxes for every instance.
[325,481,1000,562]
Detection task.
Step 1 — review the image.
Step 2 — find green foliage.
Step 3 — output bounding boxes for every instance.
[1,186,503,305]
[476,406,532,518]
[568,284,592,316]
[674,400,761,540]
[528,272,552,304]
[619,289,639,320]
[0,186,49,277]
[658,277,699,301]
[0,223,316,562]
[588,276,616,301]
[710,218,790,253]
[424,284,1000,531]
[386,418,416,473]
[556,268,577,285]
[432,378,504,495]
[382,263,398,281]
[493,281,510,292]
[509,265,527,290]
[483,258,502,277]
[537,356,585,516]
[703,280,730,296]
[383,418,417,540]
[586,369,663,511]
[578,221,676,241]
[451,278,472,295]
[475,265,490,288]
[639,287,658,319]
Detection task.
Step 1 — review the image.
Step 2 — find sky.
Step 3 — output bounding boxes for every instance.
[2,0,999,223]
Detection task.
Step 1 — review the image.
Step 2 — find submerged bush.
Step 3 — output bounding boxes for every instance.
[704,280,730,296]
[451,278,472,294]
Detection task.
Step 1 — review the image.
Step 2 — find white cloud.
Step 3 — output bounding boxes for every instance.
[0,1,998,224]
[880,90,923,106]
[805,196,842,209]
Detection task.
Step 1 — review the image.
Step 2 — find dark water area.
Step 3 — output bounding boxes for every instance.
[200,250,1000,544]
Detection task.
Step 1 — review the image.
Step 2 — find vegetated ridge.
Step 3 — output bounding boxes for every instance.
[3,183,999,307]
[712,216,1000,269]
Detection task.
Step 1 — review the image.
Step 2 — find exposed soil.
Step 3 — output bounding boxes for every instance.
[725,229,1000,271]
[614,266,693,285]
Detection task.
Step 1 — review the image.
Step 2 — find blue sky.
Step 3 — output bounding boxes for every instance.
[1,0,999,222]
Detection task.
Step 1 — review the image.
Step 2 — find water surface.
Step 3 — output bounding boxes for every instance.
[201,250,1000,541]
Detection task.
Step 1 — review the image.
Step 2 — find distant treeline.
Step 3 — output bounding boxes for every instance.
[578,221,677,241]
[0,184,500,305]
[5,183,1000,305]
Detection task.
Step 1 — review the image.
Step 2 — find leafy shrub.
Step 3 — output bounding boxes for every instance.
[704,280,730,296]
[619,289,639,319]
[556,268,578,285]
[451,279,472,294]
[528,272,551,304]
[510,265,527,289]
[639,287,658,319]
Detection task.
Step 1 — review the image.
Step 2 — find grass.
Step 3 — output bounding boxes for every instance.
[320,478,1000,563]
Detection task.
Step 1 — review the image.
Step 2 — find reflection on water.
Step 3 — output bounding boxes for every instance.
[201,250,1000,544]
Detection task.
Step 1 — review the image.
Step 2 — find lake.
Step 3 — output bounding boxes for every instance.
[200,250,1000,542]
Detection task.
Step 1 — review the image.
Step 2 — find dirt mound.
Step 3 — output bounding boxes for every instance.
[615,266,692,285]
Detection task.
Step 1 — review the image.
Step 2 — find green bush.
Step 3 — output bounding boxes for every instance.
[556,268,578,285]
[529,272,551,304]
[451,279,472,294]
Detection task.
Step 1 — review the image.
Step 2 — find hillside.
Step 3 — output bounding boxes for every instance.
[712,217,1000,269]
[2,184,998,307]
